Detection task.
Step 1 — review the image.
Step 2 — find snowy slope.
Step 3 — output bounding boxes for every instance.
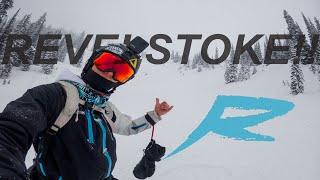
[0,62,319,180]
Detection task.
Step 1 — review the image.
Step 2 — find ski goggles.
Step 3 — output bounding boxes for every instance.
[93,52,135,83]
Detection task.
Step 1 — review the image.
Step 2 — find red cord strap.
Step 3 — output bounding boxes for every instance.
[151,125,155,140]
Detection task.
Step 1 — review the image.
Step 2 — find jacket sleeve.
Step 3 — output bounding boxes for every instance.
[104,102,161,136]
[0,83,66,179]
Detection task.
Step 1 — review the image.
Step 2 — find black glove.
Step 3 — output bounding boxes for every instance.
[133,140,166,179]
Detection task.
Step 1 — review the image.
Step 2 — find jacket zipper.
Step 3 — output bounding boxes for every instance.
[100,113,114,141]
[85,109,95,144]
[95,118,112,178]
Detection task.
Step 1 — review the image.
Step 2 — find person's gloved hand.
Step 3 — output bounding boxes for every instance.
[154,98,173,117]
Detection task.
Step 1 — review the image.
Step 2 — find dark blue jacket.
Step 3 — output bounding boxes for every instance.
[0,82,160,180]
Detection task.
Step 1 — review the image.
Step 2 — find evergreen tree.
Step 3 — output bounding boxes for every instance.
[252,42,263,75]
[295,21,313,66]
[0,64,3,77]
[73,31,86,67]
[0,0,13,25]
[170,50,175,61]
[252,64,257,75]
[303,17,318,73]
[27,12,46,47]
[15,14,31,34]
[41,63,53,74]
[0,8,19,54]
[290,61,304,95]
[214,47,219,60]
[284,10,305,95]
[306,18,320,79]
[263,36,269,64]
[254,42,263,63]
[200,52,209,70]
[24,12,46,67]
[0,9,19,79]
[170,50,180,63]
[57,35,67,62]
[12,14,31,67]
[192,52,202,71]
[211,47,219,70]
[274,38,283,60]
[173,51,180,63]
[314,17,320,31]
[20,47,34,71]
[41,31,60,74]
[282,39,291,61]
[238,52,251,81]
[315,17,320,82]
[224,45,238,83]
[190,52,209,72]
[0,16,7,33]
[29,13,46,38]
[302,14,318,43]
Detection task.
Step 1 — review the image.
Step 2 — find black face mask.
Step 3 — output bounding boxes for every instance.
[82,69,119,95]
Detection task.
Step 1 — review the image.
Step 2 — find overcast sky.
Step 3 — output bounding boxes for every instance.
[8,0,320,55]
[10,0,320,34]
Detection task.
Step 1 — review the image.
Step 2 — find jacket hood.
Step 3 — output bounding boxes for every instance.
[55,68,85,85]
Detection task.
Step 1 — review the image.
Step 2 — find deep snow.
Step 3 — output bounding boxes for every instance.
[0,61,319,180]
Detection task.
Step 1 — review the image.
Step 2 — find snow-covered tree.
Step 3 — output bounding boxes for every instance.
[209,47,219,70]
[224,45,238,83]
[0,15,7,33]
[23,12,47,68]
[238,52,251,81]
[41,31,60,74]
[41,63,53,74]
[214,47,219,60]
[314,17,320,31]
[192,52,202,72]
[0,8,19,53]
[0,64,4,78]
[72,31,86,68]
[263,36,269,64]
[290,61,304,95]
[284,10,305,95]
[0,0,13,25]
[302,16,320,76]
[272,37,282,61]
[15,14,31,34]
[282,39,291,61]
[315,18,320,82]
[20,47,34,71]
[293,21,312,66]
[254,42,263,63]
[0,9,19,79]
[27,12,46,46]
[174,51,180,63]
[170,50,175,60]
[170,50,180,63]
[190,51,210,72]
[11,14,32,67]
[252,42,263,75]
[57,35,67,62]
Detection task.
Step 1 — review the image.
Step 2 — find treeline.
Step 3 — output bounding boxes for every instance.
[0,0,86,80]
[171,10,320,95]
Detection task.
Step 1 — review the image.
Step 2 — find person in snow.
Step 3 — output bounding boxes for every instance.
[0,36,173,180]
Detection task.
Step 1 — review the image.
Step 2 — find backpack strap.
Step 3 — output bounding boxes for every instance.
[47,81,80,135]
[78,99,105,114]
